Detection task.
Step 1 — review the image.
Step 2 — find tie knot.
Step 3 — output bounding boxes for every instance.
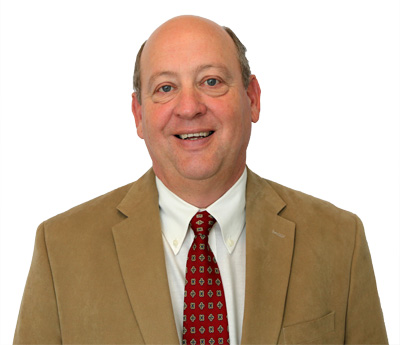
[190,211,216,237]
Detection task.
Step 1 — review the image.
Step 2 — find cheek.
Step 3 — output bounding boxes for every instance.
[216,100,252,149]
[141,105,170,136]
[211,97,250,131]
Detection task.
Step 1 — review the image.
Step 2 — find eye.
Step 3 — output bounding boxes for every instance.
[204,78,220,86]
[158,85,173,93]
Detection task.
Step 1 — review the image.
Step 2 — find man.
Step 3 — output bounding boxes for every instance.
[14,15,387,344]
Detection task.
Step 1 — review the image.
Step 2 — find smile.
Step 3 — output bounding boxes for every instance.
[175,131,214,140]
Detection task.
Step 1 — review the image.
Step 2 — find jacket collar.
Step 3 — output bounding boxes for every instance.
[241,168,295,344]
[113,169,180,344]
[112,167,295,344]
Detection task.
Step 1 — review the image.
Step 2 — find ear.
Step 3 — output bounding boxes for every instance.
[246,75,261,123]
[132,92,144,139]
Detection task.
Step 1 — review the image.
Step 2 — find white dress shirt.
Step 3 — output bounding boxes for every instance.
[155,170,247,345]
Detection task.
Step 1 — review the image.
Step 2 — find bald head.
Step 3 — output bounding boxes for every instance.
[133,16,251,103]
[146,16,227,50]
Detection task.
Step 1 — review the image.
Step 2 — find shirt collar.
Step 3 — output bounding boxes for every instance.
[156,169,247,255]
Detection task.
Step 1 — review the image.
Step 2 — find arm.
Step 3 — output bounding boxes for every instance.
[14,222,62,344]
[345,216,388,344]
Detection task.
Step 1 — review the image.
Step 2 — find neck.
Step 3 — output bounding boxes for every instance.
[155,165,246,208]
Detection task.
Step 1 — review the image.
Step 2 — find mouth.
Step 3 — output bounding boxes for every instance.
[175,131,214,140]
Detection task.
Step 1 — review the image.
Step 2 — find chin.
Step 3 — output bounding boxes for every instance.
[176,163,219,182]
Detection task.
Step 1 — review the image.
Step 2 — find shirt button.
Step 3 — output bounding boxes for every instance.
[228,239,234,247]
[173,239,179,247]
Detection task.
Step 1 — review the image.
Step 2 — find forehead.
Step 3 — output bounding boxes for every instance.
[140,20,240,83]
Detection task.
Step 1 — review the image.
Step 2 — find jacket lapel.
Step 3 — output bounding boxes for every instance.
[111,167,294,344]
[112,169,179,344]
[241,169,295,345]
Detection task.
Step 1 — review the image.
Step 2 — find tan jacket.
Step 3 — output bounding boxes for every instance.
[14,168,388,344]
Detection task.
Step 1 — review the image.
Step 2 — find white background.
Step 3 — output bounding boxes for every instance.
[0,0,399,343]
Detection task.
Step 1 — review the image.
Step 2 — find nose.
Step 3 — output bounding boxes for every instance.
[173,87,207,119]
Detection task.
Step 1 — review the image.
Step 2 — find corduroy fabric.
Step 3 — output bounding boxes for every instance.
[14,168,388,344]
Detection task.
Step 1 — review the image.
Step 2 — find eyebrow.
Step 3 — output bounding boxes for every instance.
[147,71,178,93]
[194,64,233,79]
[146,64,234,93]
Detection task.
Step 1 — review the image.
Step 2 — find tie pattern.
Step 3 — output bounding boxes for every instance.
[183,211,230,345]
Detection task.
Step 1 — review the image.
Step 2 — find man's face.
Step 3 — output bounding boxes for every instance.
[132,17,260,187]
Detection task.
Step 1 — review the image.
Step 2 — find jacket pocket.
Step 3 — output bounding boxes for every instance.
[283,311,335,344]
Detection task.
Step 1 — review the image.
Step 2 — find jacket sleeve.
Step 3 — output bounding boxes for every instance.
[345,216,388,344]
[14,222,62,344]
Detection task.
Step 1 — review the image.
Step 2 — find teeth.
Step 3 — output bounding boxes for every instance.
[178,131,213,140]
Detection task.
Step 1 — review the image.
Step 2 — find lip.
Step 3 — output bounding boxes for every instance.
[173,130,215,149]
[174,129,214,136]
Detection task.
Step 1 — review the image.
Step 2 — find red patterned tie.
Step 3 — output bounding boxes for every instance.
[183,211,230,345]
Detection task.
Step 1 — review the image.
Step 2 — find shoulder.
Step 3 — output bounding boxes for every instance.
[269,179,355,220]
[247,169,363,266]
[45,182,133,226]
[44,169,156,227]
[38,182,133,244]
[274,180,357,225]
[41,168,157,240]
[247,168,359,236]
